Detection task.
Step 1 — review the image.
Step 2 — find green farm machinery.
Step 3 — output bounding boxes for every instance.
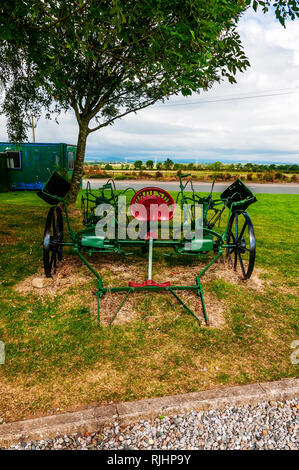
[38,173,257,326]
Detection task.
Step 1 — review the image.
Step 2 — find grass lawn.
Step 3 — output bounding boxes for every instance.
[0,189,298,422]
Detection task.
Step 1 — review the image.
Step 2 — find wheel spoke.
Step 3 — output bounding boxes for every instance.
[235,213,238,239]
[49,251,56,269]
[49,235,53,248]
[238,252,246,278]
[234,250,237,271]
[239,220,247,239]
[52,214,57,236]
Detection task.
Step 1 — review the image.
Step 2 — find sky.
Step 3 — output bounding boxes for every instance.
[1,8,299,164]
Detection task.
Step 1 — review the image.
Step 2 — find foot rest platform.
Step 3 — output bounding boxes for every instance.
[128,280,170,288]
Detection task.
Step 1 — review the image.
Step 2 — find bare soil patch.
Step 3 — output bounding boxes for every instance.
[14,253,266,327]
[15,257,93,297]
[207,261,266,292]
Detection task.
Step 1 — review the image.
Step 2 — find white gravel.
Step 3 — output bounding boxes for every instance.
[4,399,299,450]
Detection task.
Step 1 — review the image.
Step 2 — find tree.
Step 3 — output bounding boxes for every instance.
[243,163,254,171]
[146,160,154,170]
[134,160,143,170]
[163,158,174,170]
[0,1,298,200]
[210,161,223,171]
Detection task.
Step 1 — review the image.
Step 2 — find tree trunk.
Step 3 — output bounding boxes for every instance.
[69,120,89,203]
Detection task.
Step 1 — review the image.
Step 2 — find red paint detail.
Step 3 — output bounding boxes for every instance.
[130,187,175,222]
[128,280,171,288]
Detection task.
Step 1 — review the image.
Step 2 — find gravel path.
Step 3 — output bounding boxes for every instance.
[4,399,299,450]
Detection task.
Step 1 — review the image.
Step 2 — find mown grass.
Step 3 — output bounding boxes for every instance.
[0,189,298,422]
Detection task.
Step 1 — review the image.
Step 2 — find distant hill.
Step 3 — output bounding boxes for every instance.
[85,155,297,165]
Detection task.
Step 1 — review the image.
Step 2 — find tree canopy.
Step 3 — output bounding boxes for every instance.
[134,160,143,170]
[146,160,154,169]
[0,1,298,199]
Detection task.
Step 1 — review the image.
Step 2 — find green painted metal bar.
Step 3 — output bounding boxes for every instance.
[96,284,102,325]
[74,239,222,328]
[62,200,76,240]
[108,288,133,326]
[102,285,198,293]
[74,247,103,283]
[99,282,213,326]
[196,251,222,278]
[197,283,209,325]
[168,288,201,326]
[113,240,182,247]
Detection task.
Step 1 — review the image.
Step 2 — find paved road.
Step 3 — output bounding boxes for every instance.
[83,179,299,194]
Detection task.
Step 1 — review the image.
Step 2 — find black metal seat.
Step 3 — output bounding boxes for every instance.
[221,179,257,211]
[37,172,70,205]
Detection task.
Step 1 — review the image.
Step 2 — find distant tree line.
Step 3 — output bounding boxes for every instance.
[97,160,299,173]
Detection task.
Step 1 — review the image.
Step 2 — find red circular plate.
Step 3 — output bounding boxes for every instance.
[130,187,175,221]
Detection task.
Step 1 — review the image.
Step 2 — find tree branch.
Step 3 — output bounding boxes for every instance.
[71,98,81,123]
[88,98,158,133]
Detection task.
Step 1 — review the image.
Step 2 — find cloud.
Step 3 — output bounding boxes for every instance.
[0,10,299,163]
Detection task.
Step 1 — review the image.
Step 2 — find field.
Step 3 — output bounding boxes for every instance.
[83,165,299,183]
[0,190,298,423]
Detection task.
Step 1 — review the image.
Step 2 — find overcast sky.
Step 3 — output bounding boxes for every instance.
[1,9,299,164]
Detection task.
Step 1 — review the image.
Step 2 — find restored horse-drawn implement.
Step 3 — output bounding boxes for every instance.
[38,173,257,326]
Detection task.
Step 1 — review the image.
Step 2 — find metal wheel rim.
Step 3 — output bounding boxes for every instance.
[43,206,64,277]
[226,211,256,279]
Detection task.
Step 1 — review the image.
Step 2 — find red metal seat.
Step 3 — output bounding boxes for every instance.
[129,187,175,288]
[130,187,175,222]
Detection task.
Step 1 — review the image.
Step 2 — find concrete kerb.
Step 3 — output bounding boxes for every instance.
[0,378,298,448]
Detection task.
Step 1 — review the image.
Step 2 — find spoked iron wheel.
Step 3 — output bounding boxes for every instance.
[226,211,256,279]
[43,206,64,277]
